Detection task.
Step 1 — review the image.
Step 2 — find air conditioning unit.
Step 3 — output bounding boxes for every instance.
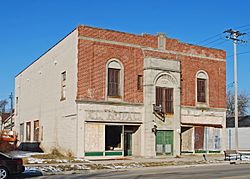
[153,104,162,113]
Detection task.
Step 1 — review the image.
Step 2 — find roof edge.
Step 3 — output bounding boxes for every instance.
[16,27,77,77]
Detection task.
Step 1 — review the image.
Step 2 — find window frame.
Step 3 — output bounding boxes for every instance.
[20,123,24,142]
[106,59,124,100]
[108,68,121,97]
[137,75,143,91]
[196,71,209,106]
[61,71,66,101]
[26,122,31,141]
[197,78,206,103]
[34,120,40,142]
[156,86,174,114]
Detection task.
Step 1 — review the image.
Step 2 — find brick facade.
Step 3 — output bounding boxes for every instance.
[77,25,226,108]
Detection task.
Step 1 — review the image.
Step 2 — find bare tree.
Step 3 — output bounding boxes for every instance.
[0,99,8,113]
[227,90,250,117]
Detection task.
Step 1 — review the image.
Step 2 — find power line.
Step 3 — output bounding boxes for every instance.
[202,37,224,46]
[195,33,223,45]
[209,40,228,48]
[227,50,250,58]
[235,24,250,30]
[238,50,250,55]
[195,24,250,46]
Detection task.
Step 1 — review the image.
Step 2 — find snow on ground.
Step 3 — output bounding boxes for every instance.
[8,150,44,158]
[6,150,250,176]
[241,155,250,160]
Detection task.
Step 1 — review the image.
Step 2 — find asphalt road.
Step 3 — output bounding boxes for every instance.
[32,163,250,179]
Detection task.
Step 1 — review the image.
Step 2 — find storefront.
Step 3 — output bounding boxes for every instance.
[79,102,143,158]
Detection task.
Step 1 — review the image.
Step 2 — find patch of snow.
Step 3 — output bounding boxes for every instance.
[55,159,68,163]
[114,165,127,169]
[70,164,90,170]
[39,166,63,173]
[241,155,250,161]
[28,157,47,164]
[8,150,44,158]
[73,158,90,162]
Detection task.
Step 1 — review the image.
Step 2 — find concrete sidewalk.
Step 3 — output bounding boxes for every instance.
[24,154,236,176]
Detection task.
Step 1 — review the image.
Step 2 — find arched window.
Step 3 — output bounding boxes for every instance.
[196,71,208,103]
[106,59,124,98]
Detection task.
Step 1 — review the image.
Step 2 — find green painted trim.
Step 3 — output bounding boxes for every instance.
[105,151,123,156]
[156,153,173,155]
[128,150,132,156]
[85,152,104,156]
[195,150,207,153]
[181,151,193,153]
[209,150,221,153]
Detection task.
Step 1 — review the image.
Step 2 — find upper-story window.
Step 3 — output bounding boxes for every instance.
[108,68,120,96]
[156,87,174,114]
[137,75,143,91]
[61,71,66,101]
[196,71,208,104]
[15,97,18,116]
[107,60,124,98]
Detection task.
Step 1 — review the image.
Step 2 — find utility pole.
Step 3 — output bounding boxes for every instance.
[224,29,247,151]
[9,92,13,131]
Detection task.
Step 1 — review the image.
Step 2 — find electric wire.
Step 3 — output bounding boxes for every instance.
[195,33,223,45]
[227,50,250,58]
[209,40,228,48]
[202,37,224,46]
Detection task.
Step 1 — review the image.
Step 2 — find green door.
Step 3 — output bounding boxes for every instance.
[156,130,173,155]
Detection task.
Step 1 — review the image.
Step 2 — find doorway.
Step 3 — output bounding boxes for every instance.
[124,132,132,156]
[156,130,173,155]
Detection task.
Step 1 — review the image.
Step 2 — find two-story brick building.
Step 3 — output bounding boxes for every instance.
[14,25,226,157]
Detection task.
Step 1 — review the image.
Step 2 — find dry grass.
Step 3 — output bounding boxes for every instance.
[31,148,73,160]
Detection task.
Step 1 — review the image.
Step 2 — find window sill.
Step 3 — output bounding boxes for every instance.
[107,96,122,102]
[196,102,209,108]
[60,98,66,101]
[107,95,121,98]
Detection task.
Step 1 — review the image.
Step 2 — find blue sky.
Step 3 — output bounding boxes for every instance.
[0,0,250,111]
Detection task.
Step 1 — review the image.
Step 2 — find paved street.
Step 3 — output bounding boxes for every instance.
[33,164,250,179]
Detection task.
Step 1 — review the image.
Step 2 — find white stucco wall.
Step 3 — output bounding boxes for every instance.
[227,128,250,150]
[14,29,78,154]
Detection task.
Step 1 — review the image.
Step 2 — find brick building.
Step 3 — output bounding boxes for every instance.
[15,25,226,157]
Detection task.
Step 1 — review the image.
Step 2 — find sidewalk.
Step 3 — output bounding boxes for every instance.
[23,154,239,176]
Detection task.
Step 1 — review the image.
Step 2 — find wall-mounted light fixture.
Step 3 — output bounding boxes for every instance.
[152,122,157,134]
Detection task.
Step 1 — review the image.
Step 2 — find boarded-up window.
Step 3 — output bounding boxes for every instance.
[156,87,174,114]
[108,68,120,96]
[194,126,204,150]
[20,123,24,142]
[197,78,206,102]
[26,122,31,141]
[137,75,143,91]
[34,120,39,142]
